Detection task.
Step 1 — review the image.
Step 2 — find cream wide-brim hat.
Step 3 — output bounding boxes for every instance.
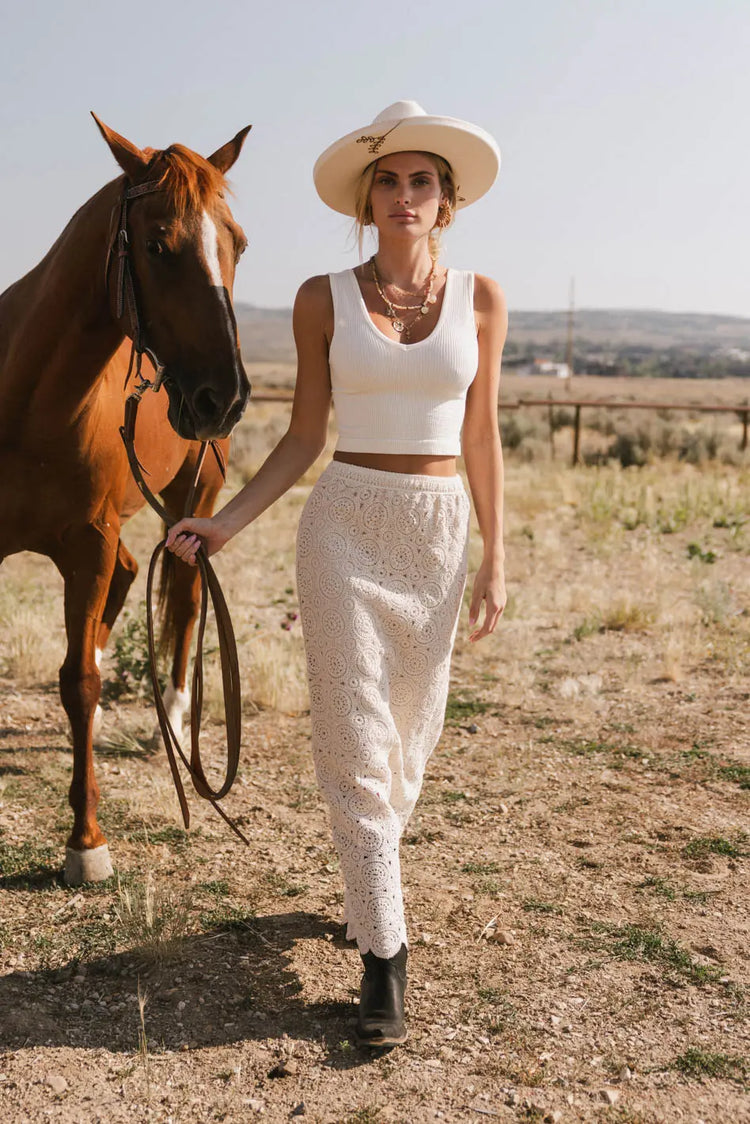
[313,100,501,217]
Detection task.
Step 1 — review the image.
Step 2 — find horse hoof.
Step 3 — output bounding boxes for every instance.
[64,844,114,885]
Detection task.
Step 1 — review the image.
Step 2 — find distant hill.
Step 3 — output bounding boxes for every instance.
[235,304,296,363]
[236,303,750,365]
[507,310,750,353]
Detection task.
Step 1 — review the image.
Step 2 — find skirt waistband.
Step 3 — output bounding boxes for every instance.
[322,459,466,495]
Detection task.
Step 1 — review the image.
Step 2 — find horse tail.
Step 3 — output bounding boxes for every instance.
[156,530,179,661]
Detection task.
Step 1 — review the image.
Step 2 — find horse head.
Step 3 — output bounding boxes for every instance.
[93,115,252,441]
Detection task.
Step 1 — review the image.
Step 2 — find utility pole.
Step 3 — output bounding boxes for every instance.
[565,276,575,395]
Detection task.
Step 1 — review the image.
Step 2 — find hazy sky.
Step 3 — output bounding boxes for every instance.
[1,0,749,316]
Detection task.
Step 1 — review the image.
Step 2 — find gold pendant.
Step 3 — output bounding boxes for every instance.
[392,318,405,333]
[421,305,429,315]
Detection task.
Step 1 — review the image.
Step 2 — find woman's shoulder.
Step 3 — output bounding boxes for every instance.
[297,273,333,296]
[294,274,335,315]
[470,272,506,315]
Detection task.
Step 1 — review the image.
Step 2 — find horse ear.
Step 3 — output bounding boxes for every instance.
[207,126,252,174]
[91,112,150,181]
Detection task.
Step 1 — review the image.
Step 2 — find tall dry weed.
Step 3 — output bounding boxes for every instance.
[0,602,64,685]
[659,635,689,682]
[600,599,656,633]
[243,631,309,712]
[694,579,737,626]
[115,871,193,963]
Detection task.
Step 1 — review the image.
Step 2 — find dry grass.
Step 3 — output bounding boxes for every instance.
[0,606,59,685]
[241,631,308,713]
[497,374,750,468]
[136,981,151,1099]
[0,565,65,685]
[229,399,338,486]
[124,769,185,825]
[658,627,707,682]
[114,870,194,964]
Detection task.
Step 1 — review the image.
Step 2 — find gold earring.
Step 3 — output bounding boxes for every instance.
[437,202,452,229]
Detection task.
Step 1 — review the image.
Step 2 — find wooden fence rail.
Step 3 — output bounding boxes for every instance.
[506,399,749,465]
[249,391,750,467]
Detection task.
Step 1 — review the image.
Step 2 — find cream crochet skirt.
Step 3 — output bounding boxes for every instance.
[296,461,470,959]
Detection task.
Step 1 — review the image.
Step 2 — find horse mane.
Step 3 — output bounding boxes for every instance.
[144,145,228,214]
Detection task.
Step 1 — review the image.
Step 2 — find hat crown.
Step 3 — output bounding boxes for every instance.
[372,100,427,125]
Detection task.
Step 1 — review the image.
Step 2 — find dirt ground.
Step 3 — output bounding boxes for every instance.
[0,394,748,1123]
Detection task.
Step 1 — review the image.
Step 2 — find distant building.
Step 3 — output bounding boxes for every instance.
[516,359,571,379]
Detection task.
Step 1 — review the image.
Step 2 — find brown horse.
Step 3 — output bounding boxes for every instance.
[0,117,252,884]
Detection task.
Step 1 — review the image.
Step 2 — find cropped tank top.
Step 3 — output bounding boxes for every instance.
[328,268,479,455]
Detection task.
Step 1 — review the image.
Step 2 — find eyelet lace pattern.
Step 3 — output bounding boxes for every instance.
[296,461,470,958]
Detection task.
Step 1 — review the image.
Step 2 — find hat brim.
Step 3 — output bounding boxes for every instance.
[313,113,501,217]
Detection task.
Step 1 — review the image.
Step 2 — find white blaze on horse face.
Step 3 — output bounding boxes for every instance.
[200,211,224,287]
[199,208,241,407]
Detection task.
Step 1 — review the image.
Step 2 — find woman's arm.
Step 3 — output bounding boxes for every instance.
[462,273,508,641]
[166,275,333,564]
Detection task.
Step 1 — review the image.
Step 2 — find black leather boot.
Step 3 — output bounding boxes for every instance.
[355,943,408,1047]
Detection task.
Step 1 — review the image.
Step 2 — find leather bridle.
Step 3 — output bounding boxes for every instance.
[107,178,166,393]
[111,177,247,845]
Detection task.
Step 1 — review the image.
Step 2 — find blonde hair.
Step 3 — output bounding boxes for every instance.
[354,151,457,260]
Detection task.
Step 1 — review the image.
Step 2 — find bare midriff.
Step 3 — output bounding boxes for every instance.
[333,451,458,476]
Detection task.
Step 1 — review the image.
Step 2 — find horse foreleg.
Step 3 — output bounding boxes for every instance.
[55,522,118,884]
[157,446,227,742]
[157,554,202,742]
[97,539,139,654]
[92,540,139,737]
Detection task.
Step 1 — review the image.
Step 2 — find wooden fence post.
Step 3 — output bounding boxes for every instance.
[741,410,749,452]
[572,404,582,466]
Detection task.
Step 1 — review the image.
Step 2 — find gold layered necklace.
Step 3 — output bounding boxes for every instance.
[370,256,438,340]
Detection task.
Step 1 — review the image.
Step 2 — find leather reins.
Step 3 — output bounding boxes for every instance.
[110,178,248,846]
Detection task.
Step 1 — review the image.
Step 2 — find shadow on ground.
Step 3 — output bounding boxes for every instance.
[0,910,373,1068]
[0,864,63,892]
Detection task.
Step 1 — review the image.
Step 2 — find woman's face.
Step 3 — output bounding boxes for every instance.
[368,151,444,239]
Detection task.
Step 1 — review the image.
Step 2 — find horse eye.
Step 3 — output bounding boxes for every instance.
[146,239,165,256]
[235,241,247,264]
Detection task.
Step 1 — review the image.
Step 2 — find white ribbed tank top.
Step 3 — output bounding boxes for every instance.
[328,268,479,455]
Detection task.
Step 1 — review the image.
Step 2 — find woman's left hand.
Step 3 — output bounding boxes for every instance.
[468,560,506,642]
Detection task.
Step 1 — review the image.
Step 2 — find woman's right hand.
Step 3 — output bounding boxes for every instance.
[165,517,229,566]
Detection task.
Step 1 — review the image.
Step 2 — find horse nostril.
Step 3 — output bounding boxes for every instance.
[193,385,222,424]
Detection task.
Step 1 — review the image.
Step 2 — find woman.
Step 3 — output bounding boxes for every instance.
[166,100,507,1048]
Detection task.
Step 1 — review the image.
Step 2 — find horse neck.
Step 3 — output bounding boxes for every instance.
[0,177,125,430]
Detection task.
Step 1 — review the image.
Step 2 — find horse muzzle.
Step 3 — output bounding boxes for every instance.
[164,369,250,441]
